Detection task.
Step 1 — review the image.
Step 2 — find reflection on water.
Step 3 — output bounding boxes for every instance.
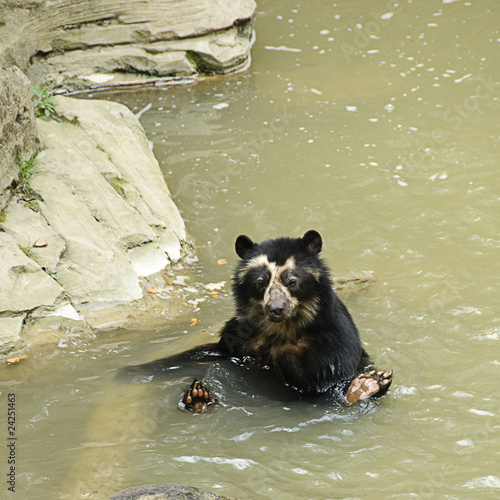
[2,0,500,498]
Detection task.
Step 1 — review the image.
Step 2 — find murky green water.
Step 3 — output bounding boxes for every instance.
[2,0,500,498]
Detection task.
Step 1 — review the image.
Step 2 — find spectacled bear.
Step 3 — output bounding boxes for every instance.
[128,231,392,412]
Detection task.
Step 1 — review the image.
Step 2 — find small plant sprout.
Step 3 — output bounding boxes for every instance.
[33,85,56,118]
[18,151,40,191]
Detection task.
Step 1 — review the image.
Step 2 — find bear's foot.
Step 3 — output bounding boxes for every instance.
[345,370,392,406]
[182,379,217,413]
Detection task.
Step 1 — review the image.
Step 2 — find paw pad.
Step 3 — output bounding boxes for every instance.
[182,379,216,413]
[345,370,393,406]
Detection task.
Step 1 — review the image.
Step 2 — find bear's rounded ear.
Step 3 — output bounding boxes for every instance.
[235,235,255,259]
[302,230,322,255]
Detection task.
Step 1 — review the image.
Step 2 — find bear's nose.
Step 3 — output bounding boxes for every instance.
[269,301,285,318]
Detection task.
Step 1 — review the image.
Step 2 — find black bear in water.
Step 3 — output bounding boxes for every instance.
[129,231,392,412]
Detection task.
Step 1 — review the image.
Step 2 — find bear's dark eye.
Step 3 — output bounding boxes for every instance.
[288,278,298,289]
[256,277,266,289]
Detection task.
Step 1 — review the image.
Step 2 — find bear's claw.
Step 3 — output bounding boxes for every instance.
[345,370,393,406]
[182,379,216,413]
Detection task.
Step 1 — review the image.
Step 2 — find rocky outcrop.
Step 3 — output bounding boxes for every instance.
[0,1,258,352]
[0,0,256,91]
[0,66,38,209]
[33,96,186,294]
[0,88,188,352]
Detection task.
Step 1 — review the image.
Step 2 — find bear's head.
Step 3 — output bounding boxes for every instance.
[232,230,326,328]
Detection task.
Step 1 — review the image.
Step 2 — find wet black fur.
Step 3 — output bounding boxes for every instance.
[125,231,375,401]
[218,231,371,395]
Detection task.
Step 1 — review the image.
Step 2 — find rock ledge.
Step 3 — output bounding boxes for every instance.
[0,0,256,91]
[0,92,188,353]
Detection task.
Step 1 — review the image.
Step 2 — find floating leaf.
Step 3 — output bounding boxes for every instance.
[7,354,28,364]
[205,281,226,292]
[190,318,200,326]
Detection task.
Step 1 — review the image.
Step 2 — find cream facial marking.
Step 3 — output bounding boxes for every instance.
[236,255,296,285]
[245,254,272,272]
[261,257,295,297]
[235,254,270,284]
[236,254,307,327]
[261,257,297,322]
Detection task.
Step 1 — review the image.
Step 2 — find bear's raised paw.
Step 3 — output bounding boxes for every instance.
[345,370,392,406]
[182,379,216,413]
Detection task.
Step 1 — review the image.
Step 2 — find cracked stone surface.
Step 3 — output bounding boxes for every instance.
[0,1,256,353]
[0,0,256,91]
[0,232,65,314]
[0,91,188,352]
[0,65,38,205]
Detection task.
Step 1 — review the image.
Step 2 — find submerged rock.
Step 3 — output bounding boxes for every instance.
[108,484,234,500]
[0,0,256,91]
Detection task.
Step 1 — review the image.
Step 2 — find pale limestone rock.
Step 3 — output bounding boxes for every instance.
[35,117,158,250]
[0,232,64,314]
[53,96,186,255]
[157,26,255,73]
[21,301,95,346]
[47,47,196,80]
[16,95,187,307]
[0,201,66,271]
[30,171,144,304]
[0,317,26,352]
[0,91,189,351]
[0,0,256,91]
[127,244,170,277]
[0,65,38,203]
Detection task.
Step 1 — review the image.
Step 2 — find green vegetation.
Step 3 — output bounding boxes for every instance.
[42,266,57,278]
[185,51,198,67]
[103,173,127,198]
[16,151,42,211]
[23,199,41,212]
[33,85,56,118]
[18,151,40,191]
[109,177,127,198]
[19,244,39,261]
